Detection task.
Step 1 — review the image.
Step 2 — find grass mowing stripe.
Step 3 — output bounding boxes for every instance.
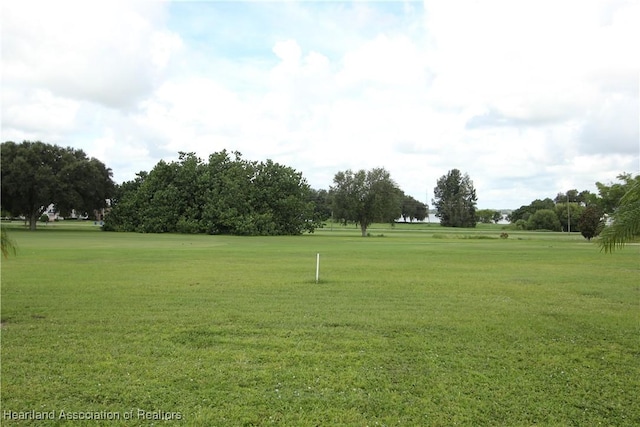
[1,223,638,425]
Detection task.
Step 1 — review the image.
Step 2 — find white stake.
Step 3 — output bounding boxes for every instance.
[316,253,320,283]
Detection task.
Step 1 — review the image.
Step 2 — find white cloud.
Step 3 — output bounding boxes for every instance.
[424,0,638,128]
[272,39,302,65]
[2,89,79,139]
[1,0,637,209]
[337,34,428,89]
[2,0,181,108]
[89,128,154,177]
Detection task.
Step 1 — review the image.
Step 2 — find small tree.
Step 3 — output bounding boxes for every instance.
[578,205,603,241]
[330,168,402,237]
[433,169,477,227]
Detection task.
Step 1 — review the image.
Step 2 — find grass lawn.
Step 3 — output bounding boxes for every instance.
[1,221,638,426]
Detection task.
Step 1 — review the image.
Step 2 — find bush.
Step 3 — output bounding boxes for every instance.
[527,209,562,231]
[500,232,509,239]
[176,217,204,234]
[514,219,527,230]
[39,214,49,223]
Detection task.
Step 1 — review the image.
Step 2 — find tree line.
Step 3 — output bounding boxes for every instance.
[1,141,637,249]
[0,141,432,236]
[106,157,433,237]
[506,173,639,240]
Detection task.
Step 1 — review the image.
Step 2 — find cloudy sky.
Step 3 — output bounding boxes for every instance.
[2,0,638,208]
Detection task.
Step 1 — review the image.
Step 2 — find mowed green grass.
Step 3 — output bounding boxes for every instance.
[1,222,638,426]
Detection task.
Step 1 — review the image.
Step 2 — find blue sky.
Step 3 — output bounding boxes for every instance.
[2,0,638,209]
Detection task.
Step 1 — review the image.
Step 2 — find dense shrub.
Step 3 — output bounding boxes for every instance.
[103,151,319,236]
[527,209,562,231]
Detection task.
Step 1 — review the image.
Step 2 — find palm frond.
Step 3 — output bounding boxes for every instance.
[1,227,18,258]
[599,179,640,253]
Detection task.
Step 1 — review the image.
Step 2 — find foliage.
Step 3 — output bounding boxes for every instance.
[100,173,147,232]
[0,141,114,230]
[309,189,332,223]
[0,227,17,258]
[554,202,585,232]
[595,173,639,215]
[400,194,428,222]
[553,189,597,206]
[599,177,640,252]
[507,198,555,223]
[514,219,527,230]
[476,209,502,224]
[578,205,604,241]
[432,169,477,227]
[527,209,562,231]
[103,151,317,236]
[330,168,402,236]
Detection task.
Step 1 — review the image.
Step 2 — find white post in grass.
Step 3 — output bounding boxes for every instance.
[315,253,320,284]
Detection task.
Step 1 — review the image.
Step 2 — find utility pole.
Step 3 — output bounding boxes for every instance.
[567,193,571,233]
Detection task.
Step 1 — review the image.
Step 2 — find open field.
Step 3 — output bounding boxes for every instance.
[1,222,638,426]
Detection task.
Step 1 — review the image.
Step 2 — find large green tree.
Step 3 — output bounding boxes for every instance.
[104,150,317,235]
[433,169,477,227]
[330,168,402,237]
[1,141,114,230]
[251,159,316,235]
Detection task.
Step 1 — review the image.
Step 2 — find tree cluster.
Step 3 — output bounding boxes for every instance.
[103,151,319,235]
[508,197,597,235]
[8,140,633,244]
[1,141,114,230]
[401,195,428,223]
[476,209,503,224]
[507,173,639,240]
[325,167,471,233]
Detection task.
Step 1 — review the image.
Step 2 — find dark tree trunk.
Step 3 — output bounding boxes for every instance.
[28,205,45,230]
[29,213,38,231]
